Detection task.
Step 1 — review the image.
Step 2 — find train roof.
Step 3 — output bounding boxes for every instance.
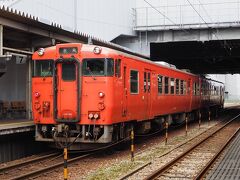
[202,77,224,85]
[33,43,224,85]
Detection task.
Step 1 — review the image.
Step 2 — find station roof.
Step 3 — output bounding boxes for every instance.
[0,5,148,59]
[151,40,240,74]
[2,5,239,74]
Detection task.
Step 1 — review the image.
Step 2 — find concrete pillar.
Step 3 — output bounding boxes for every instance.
[26,48,33,120]
[26,56,32,120]
[0,24,3,55]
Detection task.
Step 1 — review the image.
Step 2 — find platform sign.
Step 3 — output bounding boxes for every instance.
[16,55,27,64]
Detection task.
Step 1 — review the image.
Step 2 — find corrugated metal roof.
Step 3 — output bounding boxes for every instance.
[0,5,149,59]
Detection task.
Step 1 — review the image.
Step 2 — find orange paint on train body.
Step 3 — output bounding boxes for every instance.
[32,43,224,150]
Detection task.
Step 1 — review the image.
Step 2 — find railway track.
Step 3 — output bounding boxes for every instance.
[0,150,94,180]
[0,151,60,173]
[0,151,63,180]
[0,136,130,179]
[12,153,93,180]
[144,114,240,180]
[1,109,238,179]
[121,112,240,180]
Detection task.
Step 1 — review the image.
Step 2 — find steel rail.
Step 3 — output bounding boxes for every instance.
[118,109,236,179]
[144,113,240,180]
[0,152,60,173]
[10,152,94,180]
[7,134,131,179]
[119,162,152,180]
[194,127,240,180]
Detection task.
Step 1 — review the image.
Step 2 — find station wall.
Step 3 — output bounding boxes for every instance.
[0,59,27,102]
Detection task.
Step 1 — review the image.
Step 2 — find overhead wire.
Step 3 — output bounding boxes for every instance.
[143,0,189,34]
[143,0,232,55]
[186,0,232,54]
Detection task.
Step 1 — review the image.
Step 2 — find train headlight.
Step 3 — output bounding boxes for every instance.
[94,113,99,119]
[88,113,94,119]
[37,48,45,56]
[98,92,105,98]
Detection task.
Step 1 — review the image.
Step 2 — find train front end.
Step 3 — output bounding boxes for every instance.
[32,43,116,150]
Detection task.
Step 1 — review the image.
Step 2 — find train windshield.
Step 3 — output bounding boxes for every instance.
[82,58,114,76]
[32,60,54,77]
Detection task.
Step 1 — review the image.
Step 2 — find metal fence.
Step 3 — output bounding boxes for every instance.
[134,1,240,30]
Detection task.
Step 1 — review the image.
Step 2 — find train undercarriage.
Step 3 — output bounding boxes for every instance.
[35,106,222,150]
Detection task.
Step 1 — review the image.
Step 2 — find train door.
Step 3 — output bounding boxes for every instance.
[143,70,151,119]
[122,65,127,117]
[56,61,79,122]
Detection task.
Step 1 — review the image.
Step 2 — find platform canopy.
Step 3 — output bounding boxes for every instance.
[151,40,240,74]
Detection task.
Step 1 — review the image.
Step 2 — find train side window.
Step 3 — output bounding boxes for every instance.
[148,72,151,92]
[208,84,209,95]
[202,81,205,95]
[130,70,139,94]
[193,82,195,95]
[158,75,163,94]
[197,83,200,95]
[82,58,113,76]
[115,59,121,77]
[193,82,197,95]
[165,77,169,94]
[176,79,179,95]
[187,80,190,95]
[183,81,187,95]
[144,72,147,92]
[170,78,174,94]
[180,80,184,95]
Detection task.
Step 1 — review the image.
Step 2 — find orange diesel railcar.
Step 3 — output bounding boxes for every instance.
[32,43,224,149]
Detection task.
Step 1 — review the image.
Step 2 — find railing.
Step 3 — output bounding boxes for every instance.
[134,1,240,30]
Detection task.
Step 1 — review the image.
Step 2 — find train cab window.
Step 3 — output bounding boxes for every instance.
[158,75,163,94]
[180,80,184,95]
[165,77,169,94]
[62,63,76,81]
[115,59,121,77]
[32,60,53,77]
[130,70,139,94]
[176,79,179,95]
[82,58,114,76]
[170,78,175,94]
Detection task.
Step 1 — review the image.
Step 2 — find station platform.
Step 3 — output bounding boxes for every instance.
[0,119,34,135]
[206,131,240,180]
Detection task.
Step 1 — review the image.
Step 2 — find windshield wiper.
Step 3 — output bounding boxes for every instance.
[87,67,96,80]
